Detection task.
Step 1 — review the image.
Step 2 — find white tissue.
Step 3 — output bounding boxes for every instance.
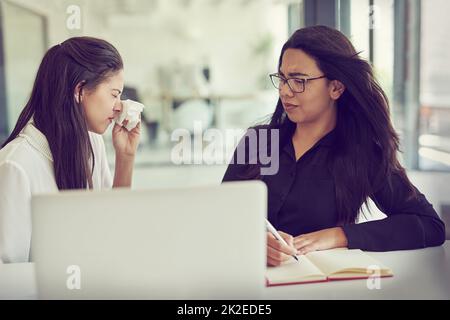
[115,99,145,131]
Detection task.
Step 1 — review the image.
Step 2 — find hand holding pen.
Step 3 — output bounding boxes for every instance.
[266,219,300,266]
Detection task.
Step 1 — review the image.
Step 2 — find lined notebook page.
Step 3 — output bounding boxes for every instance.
[266,255,327,284]
[305,249,392,276]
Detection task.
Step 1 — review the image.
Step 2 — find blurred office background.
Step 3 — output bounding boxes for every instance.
[0,0,449,234]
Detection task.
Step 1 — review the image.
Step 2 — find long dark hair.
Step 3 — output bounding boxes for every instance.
[248,26,417,224]
[1,37,123,190]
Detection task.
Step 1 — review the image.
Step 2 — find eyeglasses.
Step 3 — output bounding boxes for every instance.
[269,73,326,93]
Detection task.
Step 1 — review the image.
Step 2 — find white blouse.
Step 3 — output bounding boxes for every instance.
[0,121,112,263]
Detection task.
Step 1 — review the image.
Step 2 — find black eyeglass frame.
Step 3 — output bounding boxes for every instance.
[269,73,327,93]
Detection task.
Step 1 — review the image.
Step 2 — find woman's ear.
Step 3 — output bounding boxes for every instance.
[329,80,346,100]
[74,81,86,104]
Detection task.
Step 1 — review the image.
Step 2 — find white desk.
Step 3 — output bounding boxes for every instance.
[1,241,449,300]
[265,241,450,299]
[0,262,37,300]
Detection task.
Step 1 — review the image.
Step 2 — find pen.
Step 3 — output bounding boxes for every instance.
[265,219,299,262]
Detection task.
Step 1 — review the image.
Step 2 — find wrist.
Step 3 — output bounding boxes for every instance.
[115,152,135,161]
[113,154,135,188]
[335,227,348,247]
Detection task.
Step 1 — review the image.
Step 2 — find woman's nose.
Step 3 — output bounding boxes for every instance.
[279,81,294,98]
[113,100,123,113]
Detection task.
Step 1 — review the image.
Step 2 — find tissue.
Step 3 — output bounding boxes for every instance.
[115,99,145,131]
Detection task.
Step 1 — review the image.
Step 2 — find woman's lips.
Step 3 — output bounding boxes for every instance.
[283,103,298,111]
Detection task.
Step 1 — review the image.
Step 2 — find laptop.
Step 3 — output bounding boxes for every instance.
[30,181,266,299]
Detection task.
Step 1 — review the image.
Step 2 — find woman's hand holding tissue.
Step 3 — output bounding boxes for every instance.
[112,99,143,158]
[112,120,141,158]
[111,99,144,188]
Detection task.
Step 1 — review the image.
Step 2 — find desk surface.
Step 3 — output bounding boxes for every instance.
[265,241,450,299]
[1,241,450,300]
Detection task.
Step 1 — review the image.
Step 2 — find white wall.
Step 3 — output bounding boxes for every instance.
[3,0,288,131]
[104,0,288,127]
[104,0,287,95]
[421,0,450,107]
[2,0,108,127]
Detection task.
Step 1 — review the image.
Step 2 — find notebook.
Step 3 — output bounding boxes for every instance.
[266,248,393,286]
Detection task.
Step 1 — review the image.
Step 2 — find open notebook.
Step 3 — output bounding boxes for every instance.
[266,248,393,286]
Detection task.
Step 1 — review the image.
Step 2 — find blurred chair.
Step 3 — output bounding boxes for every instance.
[171,99,212,133]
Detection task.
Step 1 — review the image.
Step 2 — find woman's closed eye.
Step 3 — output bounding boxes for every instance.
[112,89,122,99]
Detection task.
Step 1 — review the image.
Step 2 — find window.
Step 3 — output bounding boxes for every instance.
[0,1,47,137]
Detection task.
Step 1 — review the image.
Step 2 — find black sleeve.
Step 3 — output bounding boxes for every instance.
[342,172,446,251]
[222,156,249,182]
[222,127,263,183]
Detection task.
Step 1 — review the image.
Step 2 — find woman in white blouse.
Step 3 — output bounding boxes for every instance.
[0,37,140,263]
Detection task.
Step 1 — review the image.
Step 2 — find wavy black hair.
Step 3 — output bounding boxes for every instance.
[247,26,417,224]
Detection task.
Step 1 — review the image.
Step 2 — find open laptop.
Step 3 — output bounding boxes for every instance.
[30,181,267,299]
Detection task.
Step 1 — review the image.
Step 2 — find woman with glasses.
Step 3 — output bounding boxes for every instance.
[222,26,445,266]
[0,37,140,263]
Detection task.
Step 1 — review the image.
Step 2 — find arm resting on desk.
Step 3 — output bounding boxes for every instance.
[342,172,446,251]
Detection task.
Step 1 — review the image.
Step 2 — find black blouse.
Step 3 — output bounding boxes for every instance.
[222,127,446,251]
